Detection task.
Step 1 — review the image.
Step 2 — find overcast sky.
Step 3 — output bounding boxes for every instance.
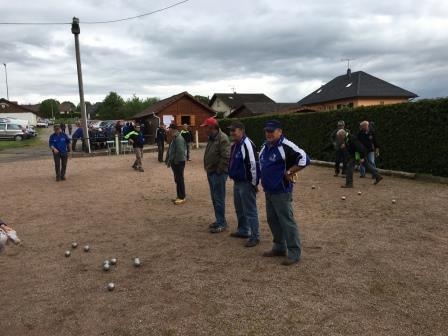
[1,0,447,104]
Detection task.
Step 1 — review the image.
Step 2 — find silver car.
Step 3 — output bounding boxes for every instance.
[0,123,27,141]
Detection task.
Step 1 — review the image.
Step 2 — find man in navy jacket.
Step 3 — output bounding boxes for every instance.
[259,120,308,266]
[49,124,71,181]
[228,121,261,247]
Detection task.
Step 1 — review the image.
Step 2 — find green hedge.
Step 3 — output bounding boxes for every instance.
[220,98,448,177]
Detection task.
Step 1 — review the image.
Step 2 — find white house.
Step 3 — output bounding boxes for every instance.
[0,98,39,126]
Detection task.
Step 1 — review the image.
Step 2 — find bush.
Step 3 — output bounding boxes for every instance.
[220,98,448,177]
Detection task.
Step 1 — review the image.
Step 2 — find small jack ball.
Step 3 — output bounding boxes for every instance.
[392,199,396,204]
[358,191,362,195]
[341,196,346,200]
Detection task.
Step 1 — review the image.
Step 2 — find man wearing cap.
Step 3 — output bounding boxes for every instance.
[259,120,308,266]
[201,117,230,233]
[49,124,71,181]
[166,124,187,205]
[156,123,167,162]
[125,124,145,172]
[331,120,348,177]
[228,121,261,247]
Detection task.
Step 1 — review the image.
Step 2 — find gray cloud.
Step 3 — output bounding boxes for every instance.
[0,0,447,104]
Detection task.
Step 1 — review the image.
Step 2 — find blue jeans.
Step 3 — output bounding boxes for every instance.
[265,192,301,261]
[207,172,228,228]
[360,151,376,177]
[233,181,260,240]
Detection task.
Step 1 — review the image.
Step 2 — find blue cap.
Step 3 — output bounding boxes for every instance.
[264,120,282,131]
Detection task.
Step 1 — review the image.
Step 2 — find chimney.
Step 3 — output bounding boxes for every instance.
[347,68,351,79]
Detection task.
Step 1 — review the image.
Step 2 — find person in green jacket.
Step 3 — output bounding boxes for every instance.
[166,124,187,205]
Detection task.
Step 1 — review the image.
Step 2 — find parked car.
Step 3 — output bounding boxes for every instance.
[36,119,49,128]
[25,126,38,138]
[0,117,11,123]
[0,123,28,141]
[47,118,55,125]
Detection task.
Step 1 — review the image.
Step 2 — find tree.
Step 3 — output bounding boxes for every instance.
[194,95,210,106]
[97,92,125,119]
[39,99,60,118]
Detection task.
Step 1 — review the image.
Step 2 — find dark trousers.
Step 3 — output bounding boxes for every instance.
[157,142,165,162]
[345,157,379,186]
[53,153,68,178]
[186,143,191,160]
[171,161,186,199]
[335,148,346,174]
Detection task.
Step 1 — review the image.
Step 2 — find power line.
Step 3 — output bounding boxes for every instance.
[0,0,190,25]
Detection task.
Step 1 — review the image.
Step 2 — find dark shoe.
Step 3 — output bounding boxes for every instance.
[132,165,137,170]
[341,184,353,188]
[61,176,66,181]
[281,258,300,266]
[359,175,366,178]
[262,250,287,257]
[230,232,251,239]
[209,222,217,229]
[374,175,383,185]
[245,239,259,248]
[138,168,144,172]
[210,226,226,234]
[56,176,61,182]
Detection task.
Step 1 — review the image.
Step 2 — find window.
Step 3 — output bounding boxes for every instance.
[181,115,191,125]
[8,124,21,130]
[0,123,6,131]
[346,82,353,88]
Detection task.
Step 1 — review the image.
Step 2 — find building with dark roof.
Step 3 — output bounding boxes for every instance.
[228,102,304,118]
[298,69,418,111]
[209,93,275,117]
[132,91,216,143]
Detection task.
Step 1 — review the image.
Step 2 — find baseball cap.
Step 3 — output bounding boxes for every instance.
[200,117,218,127]
[227,121,245,131]
[264,120,281,132]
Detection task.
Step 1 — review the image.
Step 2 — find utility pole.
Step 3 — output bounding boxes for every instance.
[71,17,91,153]
[3,63,9,100]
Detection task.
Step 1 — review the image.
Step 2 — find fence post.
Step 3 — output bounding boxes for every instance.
[115,134,119,155]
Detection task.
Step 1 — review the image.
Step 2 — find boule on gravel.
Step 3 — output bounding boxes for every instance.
[71,242,78,249]
[84,245,90,252]
[103,263,110,271]
[65,250,71,257]
[110,258,117,265]
[134,258,141,267]
[341,196,346,200]
[107,283,115,291]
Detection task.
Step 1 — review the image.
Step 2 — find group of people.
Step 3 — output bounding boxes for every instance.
[47,116,386,267]
[195,117,308,266]
[331,120,383,188]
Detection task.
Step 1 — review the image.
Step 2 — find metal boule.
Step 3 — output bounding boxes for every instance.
[110,258,117,265]
[84,245,90,252]
[134,258,141,267]
[107,282,115,291]
[65,250,71,257]
[71,242,78,248]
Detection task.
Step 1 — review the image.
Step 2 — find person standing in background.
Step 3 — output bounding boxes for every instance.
[49,124,71,181]
[180,124,193,161]
[166,124,187,205]
[156,123,167,163]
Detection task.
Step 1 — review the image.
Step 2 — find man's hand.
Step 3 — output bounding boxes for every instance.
[285,171,298,183]
[340,143,346,149]
[52,148,59,154]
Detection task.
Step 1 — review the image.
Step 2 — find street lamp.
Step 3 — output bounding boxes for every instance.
[3,63,9,100]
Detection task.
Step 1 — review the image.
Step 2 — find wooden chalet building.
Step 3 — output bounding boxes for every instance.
[132,91,216,143]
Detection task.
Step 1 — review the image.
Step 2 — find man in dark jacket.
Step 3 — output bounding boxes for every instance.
[125,125,145,172]
[357,121,380,178]
[156,123,167,162]
[166,124,187,205]
[201,117,230,233]
[49,124,71,181]
[259,120,308,266]
[337,129,383,188]
[228,121,261,247]
[331,120,348,176]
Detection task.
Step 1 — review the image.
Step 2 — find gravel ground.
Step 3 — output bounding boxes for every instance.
[0,149,447,336]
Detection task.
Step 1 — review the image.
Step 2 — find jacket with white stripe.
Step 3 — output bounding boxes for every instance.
[260,135,308,194]
[228,136,260,186]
